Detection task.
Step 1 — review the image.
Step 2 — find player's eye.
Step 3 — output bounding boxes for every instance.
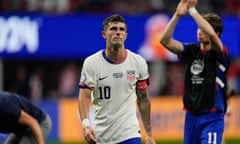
[110,27,117,31]
[109,27,125,32]
[119,27,125,31]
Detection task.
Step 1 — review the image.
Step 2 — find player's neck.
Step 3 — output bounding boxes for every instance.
[200,42,211,51]
[105,48,127,63]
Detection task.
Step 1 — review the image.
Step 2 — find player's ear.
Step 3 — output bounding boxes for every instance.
[124,32,128,40]
[102,31,106,39]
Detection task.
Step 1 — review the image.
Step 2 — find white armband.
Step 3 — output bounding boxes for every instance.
[82,119,90,129]
[188,7,198,15]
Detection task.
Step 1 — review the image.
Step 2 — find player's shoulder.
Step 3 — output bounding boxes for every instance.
[182,42,200,54]
[84,50,103,64]
[0,91,15,98]
[222,44,230,54]
[183,42,199,49]
[127,49,146,61]
[0,91,22,105]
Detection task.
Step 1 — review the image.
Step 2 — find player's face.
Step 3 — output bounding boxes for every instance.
[103,22,127,48]
[197,28,210,44]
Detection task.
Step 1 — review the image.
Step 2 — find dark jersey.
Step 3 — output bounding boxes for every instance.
[181,43,230,113]
[0,91,46,134]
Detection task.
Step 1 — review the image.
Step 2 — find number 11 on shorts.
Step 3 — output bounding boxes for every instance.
[208,132,217,144]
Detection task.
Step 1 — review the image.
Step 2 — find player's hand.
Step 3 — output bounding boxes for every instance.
[83,126,96,144]
[145,136,156,144]
[188,0,198,8]
[175,0,188,17]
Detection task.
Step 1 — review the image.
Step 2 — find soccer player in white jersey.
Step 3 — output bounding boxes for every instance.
[78,14,156,144]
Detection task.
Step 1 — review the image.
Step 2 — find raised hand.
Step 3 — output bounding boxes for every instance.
[188,0,198,8]
[175,0,188,16]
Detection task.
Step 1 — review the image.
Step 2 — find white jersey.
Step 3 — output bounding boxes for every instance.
[79,49,149,144]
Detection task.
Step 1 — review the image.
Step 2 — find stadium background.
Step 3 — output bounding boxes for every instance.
[0,0,240,143]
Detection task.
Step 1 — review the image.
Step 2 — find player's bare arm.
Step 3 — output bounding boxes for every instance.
[159,14,183,55]
[187,0,223,53]
[160,0,187,54]
[78,88,92,120]
[18,110,44,144]
[136,89,156,144]
[78,88,96,144]
[159,0,187,55]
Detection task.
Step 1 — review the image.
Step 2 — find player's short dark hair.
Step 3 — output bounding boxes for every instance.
[203,13,223,37]
[102,14,127,31]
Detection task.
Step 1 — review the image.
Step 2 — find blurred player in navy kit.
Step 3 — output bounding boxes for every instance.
[0,91,52,144]
[160,0,231,143]
[78,14,155,144]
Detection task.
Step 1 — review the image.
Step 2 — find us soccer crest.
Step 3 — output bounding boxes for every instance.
[127,70,135,81]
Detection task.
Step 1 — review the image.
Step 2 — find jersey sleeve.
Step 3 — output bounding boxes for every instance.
[179,43,199,61]
[137,55,149,81]
[220,46,231,69]
[2,101,21,123]
[79,58,97,89]
[178,43,189,60]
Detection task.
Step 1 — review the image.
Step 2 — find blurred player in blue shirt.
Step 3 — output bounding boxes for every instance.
[0,91,52,144]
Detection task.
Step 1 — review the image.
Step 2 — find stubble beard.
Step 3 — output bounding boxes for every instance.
[111,42,122,52]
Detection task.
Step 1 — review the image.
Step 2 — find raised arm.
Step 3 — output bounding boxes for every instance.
[18,110,44,144]
[187,0,223,53]
[159,0,188,55]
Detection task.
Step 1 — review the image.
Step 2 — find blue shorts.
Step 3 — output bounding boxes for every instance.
[119,137,141,144]
[184,111,224,144]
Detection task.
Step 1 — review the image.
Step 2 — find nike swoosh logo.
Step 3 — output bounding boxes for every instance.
[99,76,108,80]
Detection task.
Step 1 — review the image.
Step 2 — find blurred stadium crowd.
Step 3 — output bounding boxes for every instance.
[0,0,240,14]
[0,0,240,101]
